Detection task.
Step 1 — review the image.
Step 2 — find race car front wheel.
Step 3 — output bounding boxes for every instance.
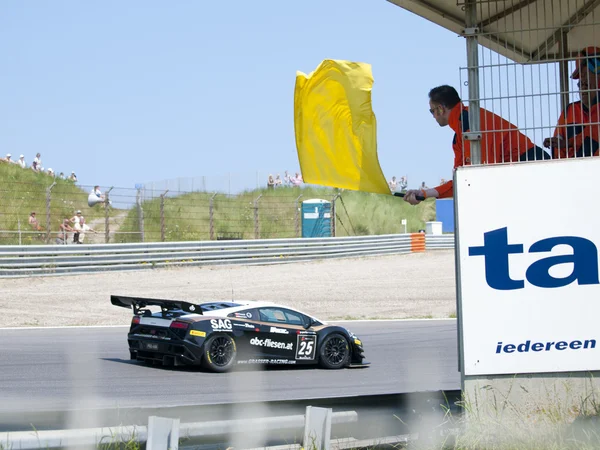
[202,334,237,373]
[318,333,350,369]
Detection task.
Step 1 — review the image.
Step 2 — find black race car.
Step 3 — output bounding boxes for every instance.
[111,295,369,372]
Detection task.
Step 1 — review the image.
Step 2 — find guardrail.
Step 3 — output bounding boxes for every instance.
[0,233,455,278]
[0,389,464,449]
[0,408,359,450]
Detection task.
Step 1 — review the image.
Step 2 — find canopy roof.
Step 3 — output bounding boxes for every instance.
[386,0,599,63]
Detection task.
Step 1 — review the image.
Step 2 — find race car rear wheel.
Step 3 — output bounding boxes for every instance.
[202,334,237,373]
[318,333,350,369]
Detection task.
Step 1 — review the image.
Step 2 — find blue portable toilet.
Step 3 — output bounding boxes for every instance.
[302,199,331,238]
[435,198,455,233]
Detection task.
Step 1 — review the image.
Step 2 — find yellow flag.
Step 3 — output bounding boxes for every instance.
[294,60,390,195]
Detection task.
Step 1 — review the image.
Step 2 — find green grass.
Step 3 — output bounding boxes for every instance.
[0,163,92,245]
[403,383,600,450]
[0,163,439,245]
[117,186,437,243]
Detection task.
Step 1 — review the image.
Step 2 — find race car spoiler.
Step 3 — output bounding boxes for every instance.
[111,295,203,316]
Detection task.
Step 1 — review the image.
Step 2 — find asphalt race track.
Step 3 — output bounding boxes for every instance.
[0,320,459,427]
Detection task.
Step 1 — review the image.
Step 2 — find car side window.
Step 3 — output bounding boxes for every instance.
[259,308,286,323]
[283,309,304,326]
[258,308,307,326]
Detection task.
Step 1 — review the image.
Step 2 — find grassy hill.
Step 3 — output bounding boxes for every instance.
[0,163,92,245]
[0,163,438,245]
[117,186,437,243]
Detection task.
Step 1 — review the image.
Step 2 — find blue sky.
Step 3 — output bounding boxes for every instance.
[0,1,567,193]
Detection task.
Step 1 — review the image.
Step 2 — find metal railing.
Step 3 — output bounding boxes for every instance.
[0,408,359,450]
[0,233,454,278]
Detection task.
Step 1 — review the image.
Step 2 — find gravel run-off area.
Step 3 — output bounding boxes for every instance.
[0,250,457,328]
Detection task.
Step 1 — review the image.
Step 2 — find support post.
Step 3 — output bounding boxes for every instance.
[303,406,332,450]
[465,0,482,165]
[136,188,145,242]
[331,194,340,237]
[209,193,217,240]
[146,416,179,450]
[160,190,169,242]
[45,182,56,244]
[295,195,303,238]
[254,194,262,239]
[559,31,570,112]
[104,187,113,244]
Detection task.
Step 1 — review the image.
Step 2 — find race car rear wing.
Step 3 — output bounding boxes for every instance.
[111,295,203,316]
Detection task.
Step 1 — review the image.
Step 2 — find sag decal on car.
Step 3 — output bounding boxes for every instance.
[250,337,293,350]
[295,335,317,360]
[210,319,232,330]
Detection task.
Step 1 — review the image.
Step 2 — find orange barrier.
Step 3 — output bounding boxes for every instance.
[410,233,426,252]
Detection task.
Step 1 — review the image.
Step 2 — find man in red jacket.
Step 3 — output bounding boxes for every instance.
[404,85,549,205]
[543,47,599,159]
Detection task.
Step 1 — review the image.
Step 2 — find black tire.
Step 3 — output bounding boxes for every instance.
[318,333,350,369]
[202,334,237,373]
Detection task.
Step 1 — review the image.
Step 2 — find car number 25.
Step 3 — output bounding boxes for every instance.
[295,335,317,360]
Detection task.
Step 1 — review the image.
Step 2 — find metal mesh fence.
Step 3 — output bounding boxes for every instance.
[0,182,338,245]
[0,178,437,245]
[453,0,599,167]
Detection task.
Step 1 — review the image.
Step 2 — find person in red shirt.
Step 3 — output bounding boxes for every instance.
[543,47,599,159]
[404,85,549,205]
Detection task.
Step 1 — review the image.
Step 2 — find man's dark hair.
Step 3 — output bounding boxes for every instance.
[429,85,461,109]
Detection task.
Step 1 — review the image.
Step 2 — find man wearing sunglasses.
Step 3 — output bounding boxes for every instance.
[404,84,549,205]
[543,46,600,159]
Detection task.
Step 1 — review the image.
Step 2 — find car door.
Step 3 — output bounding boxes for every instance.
[254,307,317,363]
[226,308,260,357]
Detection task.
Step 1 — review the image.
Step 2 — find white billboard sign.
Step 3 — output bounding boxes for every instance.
[456,158,600,376]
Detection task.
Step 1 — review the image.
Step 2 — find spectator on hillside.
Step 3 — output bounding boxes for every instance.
[32,153,42,172]
[58,172,65,179]
[17,155,26,168]
[69,171,77,182]
[2,153,14,164]
[291,172,303,186]
[399,176,408,192]
[28,212,43,232]
[89,185,111,206]
[47,168,54,177]
[78,222,98,244]
[275,174,282,187]
[69,210,84,244]
[267,174,275,189]
[57,218,75,245]
[284,171,292,186]
[388,176,397,192]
